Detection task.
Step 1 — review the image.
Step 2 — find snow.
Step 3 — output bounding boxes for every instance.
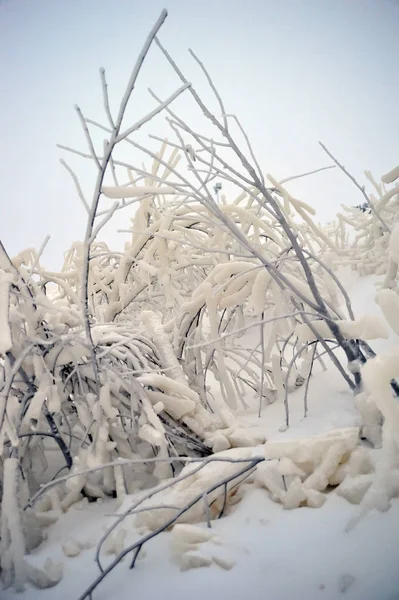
[5,269,399,600]
[345,272,399,353]
[5,483,399,600]
[3,133,399,599]
[5,262,399,599]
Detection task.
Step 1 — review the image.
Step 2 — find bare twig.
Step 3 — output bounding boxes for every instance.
[78,10,169,397]
[319,142,390,233]
[99,67,115,130]
[303,343,317,418]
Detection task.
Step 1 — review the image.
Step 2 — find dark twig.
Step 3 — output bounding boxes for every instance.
[303,343,317,418]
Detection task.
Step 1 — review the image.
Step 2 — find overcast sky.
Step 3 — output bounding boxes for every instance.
[1,0,398,269]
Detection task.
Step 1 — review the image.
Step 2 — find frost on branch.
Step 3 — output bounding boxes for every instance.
[102,185,177,199]
[295,316,388,343]
[3,14,399,597]
[0,458,27,591]
[263,428,359,467]
[135,448,257,530]
[381,164,399,185]
[255,428,361,508]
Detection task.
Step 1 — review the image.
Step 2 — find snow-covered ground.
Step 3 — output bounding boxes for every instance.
[4,272,399,600]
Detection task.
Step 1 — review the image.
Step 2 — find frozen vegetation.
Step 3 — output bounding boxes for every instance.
[1,9,399,600]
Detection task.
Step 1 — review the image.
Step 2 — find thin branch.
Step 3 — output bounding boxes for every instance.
[99,67,115,130]
[279,164,336,184]
[25,455,265,509]
[188,48,228,131]
[25,235,50,286]
[78,10,169,397]
[303,342,317,418]
[115,83,191,143]
[89,201,119,244]
[78,458,263,600]
[319,141,390,233]
[74,105,101,171]
[156,36,361,387]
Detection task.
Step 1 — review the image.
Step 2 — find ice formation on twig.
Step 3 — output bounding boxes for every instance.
[1,7,399,596]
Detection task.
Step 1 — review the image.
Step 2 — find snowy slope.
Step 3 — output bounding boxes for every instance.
[4,273,399,600]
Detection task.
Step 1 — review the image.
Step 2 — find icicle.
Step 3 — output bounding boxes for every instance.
[23,373,52,425]
[381,165,399,185]
[204,283,238,409]
[99,381,118,420]
[141,310,188,386]
[114,462,127,500]
[47,384,61,414]
[249,269,271,315]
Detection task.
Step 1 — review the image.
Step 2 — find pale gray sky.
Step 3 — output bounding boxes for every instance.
[1,0,398,269]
